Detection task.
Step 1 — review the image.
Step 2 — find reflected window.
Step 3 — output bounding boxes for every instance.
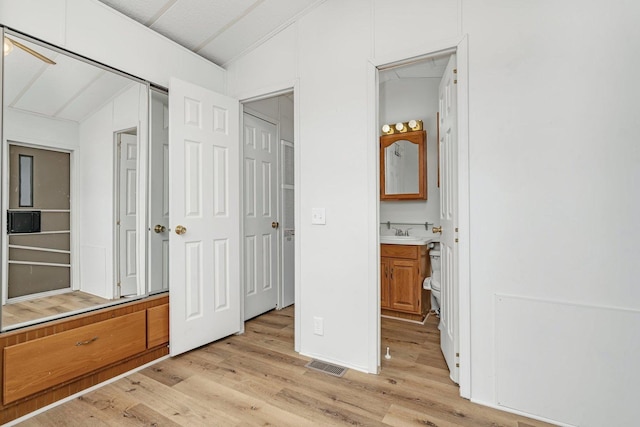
[18,154,33,207]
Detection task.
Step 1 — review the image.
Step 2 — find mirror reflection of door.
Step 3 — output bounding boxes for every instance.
[116,131,138,297]
[148,90,169,294]
[7,144,71,300]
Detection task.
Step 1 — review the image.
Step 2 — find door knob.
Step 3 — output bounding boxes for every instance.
[175,225,187,235]
[154,224,166,233]
[271,222,279,229]
[432,226,442,234]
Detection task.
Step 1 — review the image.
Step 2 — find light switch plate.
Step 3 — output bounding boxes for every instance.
[311,208,326,225]
[313,316,324,336]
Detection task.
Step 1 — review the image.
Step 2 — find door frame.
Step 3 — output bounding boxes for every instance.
[369,35,471,397]
[237,81,300,350]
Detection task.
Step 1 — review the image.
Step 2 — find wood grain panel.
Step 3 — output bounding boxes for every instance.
[0,295,168,425]
[147,304,169,348]
[381,244,419,259]
[4,311,146,404]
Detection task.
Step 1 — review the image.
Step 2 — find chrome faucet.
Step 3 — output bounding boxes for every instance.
[393,227,412,236]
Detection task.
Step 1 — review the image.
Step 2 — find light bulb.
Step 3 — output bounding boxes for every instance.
[3,38,13,56]
[408,120,417,129]
[395,122,406,132]
[382,124,391,133]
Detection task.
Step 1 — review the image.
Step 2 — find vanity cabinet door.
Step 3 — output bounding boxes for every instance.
[381,259,391,309]
[389,259,420,313]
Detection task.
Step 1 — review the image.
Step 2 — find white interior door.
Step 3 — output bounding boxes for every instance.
[149,91,169,293]
[169,77,241,357]
[118,132,138,297]
[281,139,295,308]
[438,53,460,383]
[243,113,278,320]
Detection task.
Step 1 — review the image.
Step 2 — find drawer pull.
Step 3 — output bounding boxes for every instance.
[75,336,98,346]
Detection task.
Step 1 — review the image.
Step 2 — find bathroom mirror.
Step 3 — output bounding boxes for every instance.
[380,130,426,200]
[1,30,166,330]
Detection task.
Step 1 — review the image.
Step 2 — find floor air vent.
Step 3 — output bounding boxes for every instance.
[305,360,347,377]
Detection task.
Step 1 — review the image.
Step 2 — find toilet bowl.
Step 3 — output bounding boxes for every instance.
[429,247,441,316]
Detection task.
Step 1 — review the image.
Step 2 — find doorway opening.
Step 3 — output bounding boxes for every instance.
[377,44,468,391]
[241,92,295,331]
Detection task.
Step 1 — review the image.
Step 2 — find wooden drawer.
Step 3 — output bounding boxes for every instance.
[147,303,169,348]
[381,244,419,259]
[3,311,146,404]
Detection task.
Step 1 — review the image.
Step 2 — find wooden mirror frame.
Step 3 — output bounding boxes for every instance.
[380,130,427,200]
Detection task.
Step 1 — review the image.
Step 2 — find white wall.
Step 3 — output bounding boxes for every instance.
[3,110,79,150]
[227,0,640,425]
[0,0,225,91]
[78,84,143,299]
[379,77,441,239]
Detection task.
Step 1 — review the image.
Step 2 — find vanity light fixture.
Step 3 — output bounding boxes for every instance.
[395,122,407,132]
[408,119,423,131]
[381,119,423,136]
[381,124,394,134]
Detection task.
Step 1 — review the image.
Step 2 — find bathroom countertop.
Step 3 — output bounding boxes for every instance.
[380,236,439,245]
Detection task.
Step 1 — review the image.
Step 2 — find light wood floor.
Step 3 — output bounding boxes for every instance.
[19,307,554,426]
[3,291,112,328]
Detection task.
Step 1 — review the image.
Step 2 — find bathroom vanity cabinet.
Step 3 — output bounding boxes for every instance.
[381,244,430,322]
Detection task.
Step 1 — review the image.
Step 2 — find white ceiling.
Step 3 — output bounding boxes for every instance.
[4,35,136,123]
[3,1,447,125]
[96,0,325,66]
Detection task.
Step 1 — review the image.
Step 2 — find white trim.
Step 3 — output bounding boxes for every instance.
[369,35,472,393]
[367,59,381,374]
[455,35,471,399]
[8,230,70,235]
[8,245,71,254]
[9,208,70,212]
[4,354,170,427]
[470,398,577,427]
[8,260,70,267]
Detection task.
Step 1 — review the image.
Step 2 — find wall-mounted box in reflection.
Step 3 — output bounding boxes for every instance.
[7,210,41,234]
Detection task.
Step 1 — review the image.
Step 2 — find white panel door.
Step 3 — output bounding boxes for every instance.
[118,133,138,297]
[149,91,169,293]
[243,113,278,320]
[438,53,459,383]
[169,77,241,357]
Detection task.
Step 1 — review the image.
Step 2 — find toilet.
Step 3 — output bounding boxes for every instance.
[428,245,442,316]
